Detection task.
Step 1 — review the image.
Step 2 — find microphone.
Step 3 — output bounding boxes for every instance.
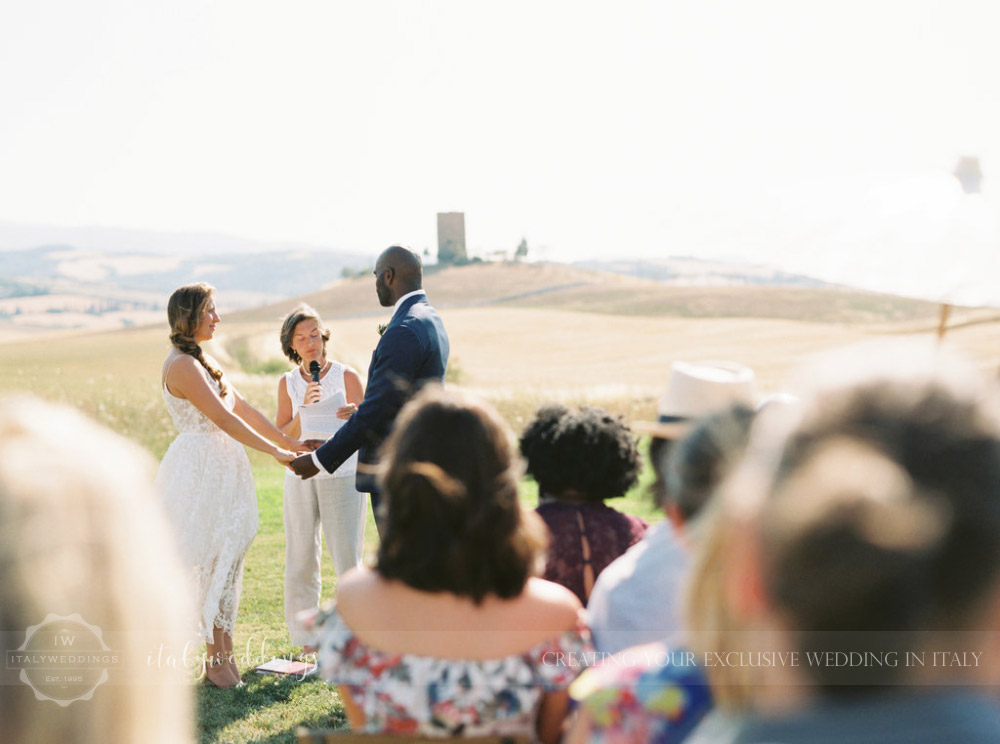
[309,361,321,383]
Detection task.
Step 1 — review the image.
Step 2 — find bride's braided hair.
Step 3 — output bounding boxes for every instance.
[167,283,227,397]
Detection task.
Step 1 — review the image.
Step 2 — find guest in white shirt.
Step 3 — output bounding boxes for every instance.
[587,361,757,654]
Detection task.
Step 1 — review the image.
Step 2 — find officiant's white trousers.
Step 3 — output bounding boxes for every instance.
[283,472,366,645]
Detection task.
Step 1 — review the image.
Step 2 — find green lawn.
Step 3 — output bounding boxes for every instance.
[199,455,662,744]
[0,326,663,743]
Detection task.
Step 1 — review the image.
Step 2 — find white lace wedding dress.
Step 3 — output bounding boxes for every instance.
[155,372,258,644]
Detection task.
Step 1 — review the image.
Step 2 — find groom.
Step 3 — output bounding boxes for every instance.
[289,245,449,521]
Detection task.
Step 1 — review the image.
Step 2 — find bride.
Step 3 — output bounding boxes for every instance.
[156,282,301,688]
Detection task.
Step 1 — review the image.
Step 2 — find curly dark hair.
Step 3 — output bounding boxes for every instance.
[519,405,640,502]
[376,386,548,603]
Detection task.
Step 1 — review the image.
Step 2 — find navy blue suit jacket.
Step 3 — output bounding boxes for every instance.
[315,293,449,494]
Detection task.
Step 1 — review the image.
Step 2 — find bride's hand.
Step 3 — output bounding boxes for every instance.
[273,448,296,465]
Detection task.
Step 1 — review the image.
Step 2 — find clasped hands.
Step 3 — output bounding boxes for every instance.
[288,439,327,479]
[287,401,357,479]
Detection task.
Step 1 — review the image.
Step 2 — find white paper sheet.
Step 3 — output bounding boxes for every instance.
[299,390,347,440]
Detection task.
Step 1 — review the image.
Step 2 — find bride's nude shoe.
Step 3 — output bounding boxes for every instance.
[204,657,241,689]
[226,655,246,688]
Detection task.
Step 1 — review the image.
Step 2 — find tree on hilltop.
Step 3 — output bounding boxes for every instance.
[515,238,528,262]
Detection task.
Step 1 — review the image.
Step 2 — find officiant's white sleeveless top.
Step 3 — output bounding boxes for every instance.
[155,367,258,644]
[283,361,358,478]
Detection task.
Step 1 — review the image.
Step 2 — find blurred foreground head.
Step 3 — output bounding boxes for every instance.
[0,398,193,744]
[376,386,548,603]
[730,341,1000,692]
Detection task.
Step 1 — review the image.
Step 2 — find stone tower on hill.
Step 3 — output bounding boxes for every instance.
[437,212,467,265]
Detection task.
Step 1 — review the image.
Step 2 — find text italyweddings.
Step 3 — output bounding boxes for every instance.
[8,652,122,666]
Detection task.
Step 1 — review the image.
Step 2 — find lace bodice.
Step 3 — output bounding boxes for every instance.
[162,375,234,434]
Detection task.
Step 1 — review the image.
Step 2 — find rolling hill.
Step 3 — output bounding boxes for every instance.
[4,261,1000,447]
[211,262,1000,433]
[231,261,951,325]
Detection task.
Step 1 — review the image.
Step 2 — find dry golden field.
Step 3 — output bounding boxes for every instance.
[221,262,1000,430]
[3,261,1000,445]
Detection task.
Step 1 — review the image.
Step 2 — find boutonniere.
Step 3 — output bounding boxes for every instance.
[377,323,388,336]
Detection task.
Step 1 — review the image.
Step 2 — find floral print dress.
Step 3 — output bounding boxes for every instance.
[316,604,593,739]
[569,641,712,743]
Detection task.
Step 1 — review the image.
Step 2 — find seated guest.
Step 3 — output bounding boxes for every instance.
[567,403,759,744]
[588,360,757,654]
[520,405,647,604]
[688,342,1000,743]
[0,398,193,744]
[314,387,591,744]
[566,527,720,744]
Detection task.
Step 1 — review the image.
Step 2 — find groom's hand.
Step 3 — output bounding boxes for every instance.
[290,453,320,479]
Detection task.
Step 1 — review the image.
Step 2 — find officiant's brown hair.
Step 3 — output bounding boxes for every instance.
[279,303,331,365]
[376,386,548,603]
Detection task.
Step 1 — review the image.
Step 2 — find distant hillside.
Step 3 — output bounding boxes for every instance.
[232,261,945,326]
[0,247,969,341]
[0,276,48,300]
[0,244,371,336]
[0,220,362,257]
[572,256,831,288]
[0,245,370,299]
[234,262,610,321]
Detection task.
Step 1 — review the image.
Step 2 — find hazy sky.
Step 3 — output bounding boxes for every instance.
[2,0,999,266]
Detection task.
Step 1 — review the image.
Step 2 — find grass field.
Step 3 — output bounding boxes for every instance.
[192,455,662,743]
[4,264,1000,742]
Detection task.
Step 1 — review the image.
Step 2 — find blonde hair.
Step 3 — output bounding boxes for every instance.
[0,397,193,744]
[167,283,227,397]
[684,500,757,710]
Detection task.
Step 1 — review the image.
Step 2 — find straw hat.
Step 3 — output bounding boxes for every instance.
[634,360,757,439]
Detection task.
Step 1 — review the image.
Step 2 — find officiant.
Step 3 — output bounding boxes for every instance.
[276,304,366,651]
